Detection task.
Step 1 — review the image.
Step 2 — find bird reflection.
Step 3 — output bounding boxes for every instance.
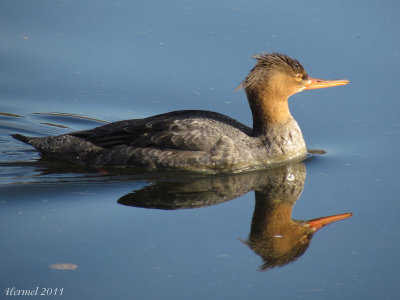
[118,162,351,270]
[244,164,351,270]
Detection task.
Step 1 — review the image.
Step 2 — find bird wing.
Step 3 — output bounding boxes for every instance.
[71,110,251,152]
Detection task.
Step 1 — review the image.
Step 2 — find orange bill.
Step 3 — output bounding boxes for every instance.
[307,212,352,230]
[304,77,349,90]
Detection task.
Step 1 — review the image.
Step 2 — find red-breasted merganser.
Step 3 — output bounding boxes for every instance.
[12,53,349,173]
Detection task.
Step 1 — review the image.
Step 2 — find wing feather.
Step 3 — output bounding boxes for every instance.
[72,110,251,152]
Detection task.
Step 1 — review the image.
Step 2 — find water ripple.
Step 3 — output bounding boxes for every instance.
[0,110,109,184]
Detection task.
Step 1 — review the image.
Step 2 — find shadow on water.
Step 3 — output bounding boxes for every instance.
[118,162,352,271]
[1,110,352,272]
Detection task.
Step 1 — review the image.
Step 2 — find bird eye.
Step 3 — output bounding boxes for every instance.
[295,73,303,81]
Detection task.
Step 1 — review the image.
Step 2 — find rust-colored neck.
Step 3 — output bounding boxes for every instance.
[250,194,295,239]
[247,87,291,134]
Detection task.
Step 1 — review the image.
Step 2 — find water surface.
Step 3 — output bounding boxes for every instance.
[1,0,399,299]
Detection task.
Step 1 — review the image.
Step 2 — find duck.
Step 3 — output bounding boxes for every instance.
[12,53,349,173]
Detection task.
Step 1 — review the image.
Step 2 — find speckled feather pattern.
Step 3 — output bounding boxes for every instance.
[14,110,307,173]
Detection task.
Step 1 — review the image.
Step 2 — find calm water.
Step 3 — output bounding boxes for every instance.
[1,0,399,299]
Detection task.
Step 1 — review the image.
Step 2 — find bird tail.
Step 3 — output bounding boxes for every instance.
[11,133,32,144]
[11,134,50,151]
[12,133,102,157]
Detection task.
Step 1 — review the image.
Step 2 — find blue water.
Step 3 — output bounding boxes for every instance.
[1,0,399,299]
